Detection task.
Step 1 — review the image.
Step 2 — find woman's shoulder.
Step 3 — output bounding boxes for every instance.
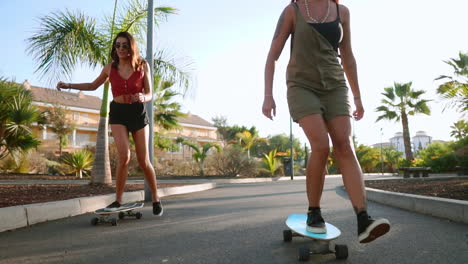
[103,63,113,76]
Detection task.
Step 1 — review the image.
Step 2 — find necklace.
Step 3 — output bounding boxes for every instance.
[304,0,330,23]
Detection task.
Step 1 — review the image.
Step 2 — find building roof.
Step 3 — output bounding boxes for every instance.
[178,113,214,128]
[25,81,101,110]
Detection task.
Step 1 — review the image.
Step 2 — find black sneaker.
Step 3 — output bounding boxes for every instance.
[306,208,327,233]
[104,201,121,212]
[357,211,390,243]
[153,201,163,216]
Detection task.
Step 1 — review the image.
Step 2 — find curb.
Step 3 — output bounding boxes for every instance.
[0,183,216,232]
[366,187,468,224]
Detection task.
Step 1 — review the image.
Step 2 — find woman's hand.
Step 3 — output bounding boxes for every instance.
[133,93,145,103]
[353,97,364,121]
[262,96,276,120]
[56,81,69,91]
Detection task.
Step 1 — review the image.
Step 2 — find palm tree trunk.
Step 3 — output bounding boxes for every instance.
[401,111,414,160]
[199,160,204,176]
[91,82,112,185]
[59,137,63,156]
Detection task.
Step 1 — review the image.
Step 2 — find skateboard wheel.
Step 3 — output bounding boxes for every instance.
[118,212,125,220]
[298,247,310,261]
[283,230,293,242]
[111,218,117,226]
[335,244,348,259]
[136,212,143,219]
[91,217,99,226]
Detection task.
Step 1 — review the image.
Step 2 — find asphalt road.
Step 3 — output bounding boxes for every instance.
[1,178,467,264]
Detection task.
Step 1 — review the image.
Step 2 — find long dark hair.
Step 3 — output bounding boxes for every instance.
[110,31,145,71]
[291,0,339,3]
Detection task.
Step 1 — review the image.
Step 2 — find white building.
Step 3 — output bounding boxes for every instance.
[390,132,405,154]
[413,131,432,153]
[388,131,433,158]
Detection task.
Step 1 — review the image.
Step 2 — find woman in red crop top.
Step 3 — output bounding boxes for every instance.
[56,32,163,216]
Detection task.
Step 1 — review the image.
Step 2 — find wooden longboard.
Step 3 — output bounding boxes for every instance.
[285,214,341,241]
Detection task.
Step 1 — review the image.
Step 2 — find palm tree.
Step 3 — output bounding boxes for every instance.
[262,149,281,176]
[61,149,94,178]
[176,138,221,176]
[376,82,431,160]
[435,52,468,114]
[0,78,41,162]
[26,0,177,184]
[450,120,468,140]
[235,130,266,159]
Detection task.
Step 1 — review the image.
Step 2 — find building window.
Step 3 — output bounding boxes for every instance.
[73,112,79,121]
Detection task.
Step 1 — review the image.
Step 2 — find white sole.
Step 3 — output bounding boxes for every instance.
[306,225,327,234]
[358,218,391,243]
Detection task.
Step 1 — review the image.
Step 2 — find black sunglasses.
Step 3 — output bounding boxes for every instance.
[115,43,129,50]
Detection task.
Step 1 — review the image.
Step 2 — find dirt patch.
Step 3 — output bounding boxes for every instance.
[365,178,468,201]
[0,183,183,208]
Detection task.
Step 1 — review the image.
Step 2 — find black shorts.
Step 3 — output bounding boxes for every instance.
[109,101,149,132]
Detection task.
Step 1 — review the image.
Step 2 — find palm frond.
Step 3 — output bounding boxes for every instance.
[26,9,106,83]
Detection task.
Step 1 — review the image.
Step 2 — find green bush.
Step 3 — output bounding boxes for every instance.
[415,142,458,172]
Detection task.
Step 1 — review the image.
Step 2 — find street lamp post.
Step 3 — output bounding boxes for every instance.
[290,117,294,180]
[380,128,383,175]
[144,0,154,202]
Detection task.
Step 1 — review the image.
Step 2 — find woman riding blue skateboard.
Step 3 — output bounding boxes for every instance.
[57,31,163,216]
[263,0,390,243]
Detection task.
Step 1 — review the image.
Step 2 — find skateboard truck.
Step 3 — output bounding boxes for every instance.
[284,229,348,261]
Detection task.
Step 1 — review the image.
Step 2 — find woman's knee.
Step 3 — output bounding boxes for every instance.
[311,144,330,158]
[137,157,152,171]
[118,154,131,168]
[333,138,354,156]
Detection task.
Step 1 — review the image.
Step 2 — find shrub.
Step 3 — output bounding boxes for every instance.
[207,146,256,177]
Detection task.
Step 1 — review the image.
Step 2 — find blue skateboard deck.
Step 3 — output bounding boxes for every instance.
[285,214,341,241]
[284,214,348,261]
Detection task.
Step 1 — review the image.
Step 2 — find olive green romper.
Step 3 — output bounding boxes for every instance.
[286,3,351,122]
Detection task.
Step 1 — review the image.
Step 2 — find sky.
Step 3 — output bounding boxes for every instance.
[1,0,467,147]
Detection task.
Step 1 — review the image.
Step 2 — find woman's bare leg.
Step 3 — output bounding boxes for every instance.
[298,114,330,208]
[110,124,131,203]
[326,116,366,213]
[132,125,159,202]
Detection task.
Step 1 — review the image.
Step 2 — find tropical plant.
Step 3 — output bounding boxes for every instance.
[413,142,457,173]
[262,149,281,176]
[381,146,404,173]
[42,104,75,156]
[355,144,379,173]
[0,79,41,162]
[435,52,468,114]
[26,1,179,184]
[450,120,468,140]
[61,149,94,178]
[235,130,266,159]
[375,82,431,160]
[176,138,221,176]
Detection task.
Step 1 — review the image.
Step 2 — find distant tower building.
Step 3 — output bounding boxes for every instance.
[390,132,405,155]
[413,131,432,153]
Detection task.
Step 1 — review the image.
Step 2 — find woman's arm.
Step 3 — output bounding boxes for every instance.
[338,5,364,120]
[263,5,295,120]
[56,64,110,91]
[136,61,153,103]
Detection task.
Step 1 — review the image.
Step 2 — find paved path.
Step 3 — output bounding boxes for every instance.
[1,178,467,264]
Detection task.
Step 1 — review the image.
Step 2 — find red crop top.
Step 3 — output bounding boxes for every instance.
[109,67,144,99]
